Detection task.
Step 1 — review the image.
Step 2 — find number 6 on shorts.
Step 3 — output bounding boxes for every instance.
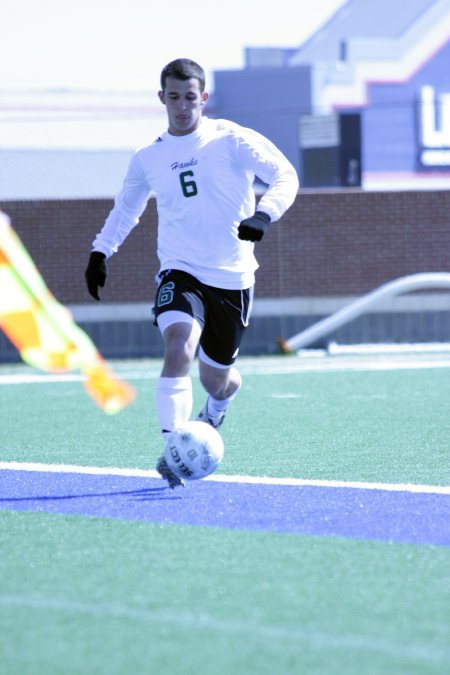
[157,281,175,307]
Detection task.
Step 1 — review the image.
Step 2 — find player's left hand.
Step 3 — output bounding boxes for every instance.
[238,211,271,242]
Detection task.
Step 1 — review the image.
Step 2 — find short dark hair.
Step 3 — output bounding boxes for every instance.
[160,58,206,92]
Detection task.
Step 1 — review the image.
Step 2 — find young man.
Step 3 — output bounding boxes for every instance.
[85,58,299,488]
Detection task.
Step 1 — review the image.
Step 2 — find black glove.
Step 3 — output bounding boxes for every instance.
[85,252,107,301]
[238,211,271,242]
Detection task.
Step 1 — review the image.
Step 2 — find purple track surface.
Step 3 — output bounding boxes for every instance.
[1,470,449,546]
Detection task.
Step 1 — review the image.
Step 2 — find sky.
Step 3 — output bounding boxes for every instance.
[0,0,348,92]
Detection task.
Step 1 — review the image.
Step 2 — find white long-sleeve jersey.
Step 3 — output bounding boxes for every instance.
[92,116,299,290]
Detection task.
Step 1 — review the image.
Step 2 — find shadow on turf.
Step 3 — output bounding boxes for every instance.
[0,487,183,503]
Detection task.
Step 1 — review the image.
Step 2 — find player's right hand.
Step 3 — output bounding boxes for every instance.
[85,251,108,301]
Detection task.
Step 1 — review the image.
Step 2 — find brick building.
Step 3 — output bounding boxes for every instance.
[1,189,449,361]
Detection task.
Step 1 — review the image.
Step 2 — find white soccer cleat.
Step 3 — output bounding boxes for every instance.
[196,401,226,429]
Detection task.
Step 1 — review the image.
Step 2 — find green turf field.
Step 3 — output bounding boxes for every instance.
[1,354,450,674]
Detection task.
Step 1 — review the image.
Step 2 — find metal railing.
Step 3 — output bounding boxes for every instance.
[278,273,450,353]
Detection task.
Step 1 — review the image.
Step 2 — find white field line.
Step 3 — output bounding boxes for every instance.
[2,353,450,385]
[1,594,448,662]
[0,373,85,384]
[1,461,449,495]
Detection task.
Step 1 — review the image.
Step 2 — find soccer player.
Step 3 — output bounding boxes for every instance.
[85,58,299,487]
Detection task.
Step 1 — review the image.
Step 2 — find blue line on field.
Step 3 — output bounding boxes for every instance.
[1,470,449,546]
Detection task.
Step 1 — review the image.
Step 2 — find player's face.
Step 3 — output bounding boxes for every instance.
[159,77,208,136]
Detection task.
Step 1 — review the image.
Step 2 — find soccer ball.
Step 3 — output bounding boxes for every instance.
[164,421,224,481]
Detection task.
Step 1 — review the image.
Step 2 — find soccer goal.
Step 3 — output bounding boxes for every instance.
[277,273,450,354]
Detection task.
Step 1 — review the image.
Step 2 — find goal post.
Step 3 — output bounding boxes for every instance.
[278,273,450,353]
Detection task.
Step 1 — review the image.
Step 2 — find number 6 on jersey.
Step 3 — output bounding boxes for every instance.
[179,170,198,197]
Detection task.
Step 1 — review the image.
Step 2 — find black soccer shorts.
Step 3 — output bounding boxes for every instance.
[153,269,253,367]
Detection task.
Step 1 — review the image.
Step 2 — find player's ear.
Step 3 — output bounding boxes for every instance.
[201,92,209,105]
[158,90,166,105]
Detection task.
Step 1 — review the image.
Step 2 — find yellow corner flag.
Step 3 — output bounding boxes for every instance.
[0,211,135,414]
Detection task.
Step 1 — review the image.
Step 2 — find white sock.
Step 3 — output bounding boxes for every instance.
[156,376,192,443]
[207,369,242,417]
